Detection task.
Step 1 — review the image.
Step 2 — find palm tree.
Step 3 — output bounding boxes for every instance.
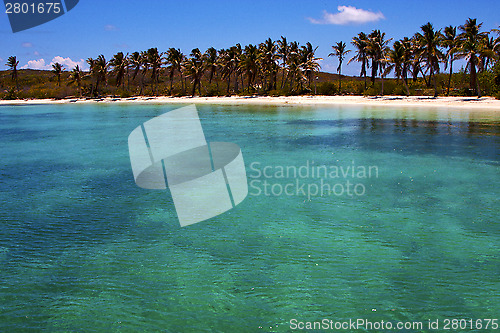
[299,42,322,91]
[442,26,459,96]
[87,54,108,97]
[166,48,185,95]
[146,48,163,95]
[385,41,408,95]
[478,36,496,72]
[241,44,259,92]
[367,30,392,94]
[139,51,150,95]
[409,35,425,84]
[184,48,205,96]
[52,62,64,86]
[204,47,219,91]
[277,36,289,89]
[400,37,413,96]
[492,26,500,58]
[348,32,370,89]
[417,22,444,97]
[96,55,108,95]
[232,44,243,93]
[259,38,278,91]
[6,56,19,91]
[109,52,128,88]
[286,41,302,92]
[129,52,142,82]
[328,41,351,92]
[457,18,488,97]
[220,47,240,94]
[68,65,83,96]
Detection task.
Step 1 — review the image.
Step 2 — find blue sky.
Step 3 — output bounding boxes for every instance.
[1,0,499,75]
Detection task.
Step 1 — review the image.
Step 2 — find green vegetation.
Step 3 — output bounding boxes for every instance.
[2,18,500,100]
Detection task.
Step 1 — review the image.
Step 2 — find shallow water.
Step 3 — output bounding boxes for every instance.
[0,103,499,332]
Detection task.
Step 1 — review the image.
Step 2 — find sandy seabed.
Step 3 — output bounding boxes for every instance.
[1,95,500,110]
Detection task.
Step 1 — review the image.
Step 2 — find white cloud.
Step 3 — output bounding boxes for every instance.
[34,51,40,56]
[21,56,88,70]
[104,24,118,31]
[308,6,385,25]
[22,42,33,48]
[51,56,87,70]
[22,59,50,70]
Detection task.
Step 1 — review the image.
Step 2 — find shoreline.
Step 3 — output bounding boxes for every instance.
[1,95,500,110]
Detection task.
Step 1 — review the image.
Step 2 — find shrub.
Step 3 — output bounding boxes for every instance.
[316,82,337,95]
[460,87,476,97]
[391,85,407,96]
[363,86,379,96]
[342,80,365,95]
[4,88,18,100]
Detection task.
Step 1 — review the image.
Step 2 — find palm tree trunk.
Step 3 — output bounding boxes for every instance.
[280,67,286,89]
[474,62,482,98]
[470,58,479,96]
[420,69,429,87]
[180,72,185,94]
[447,61,453,96]
[191,79,196,97]
[433,70,438,97]
[339,68,342,93]
[371,62,378,84]
[403,78,410,96]
[127,68,130,92]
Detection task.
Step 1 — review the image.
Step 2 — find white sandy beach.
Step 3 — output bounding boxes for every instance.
[1,95,500,110]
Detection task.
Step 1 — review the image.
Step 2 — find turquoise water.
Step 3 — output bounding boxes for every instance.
[0,103,499,332]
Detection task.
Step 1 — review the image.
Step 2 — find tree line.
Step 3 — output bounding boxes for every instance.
[4,18,500,99]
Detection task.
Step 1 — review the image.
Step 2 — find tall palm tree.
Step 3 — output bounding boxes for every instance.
[109,52,128,88]
[166,48,185,95]
[96,55,108,95]
[417,22,444,97]
[146,48,163,95]
[241,44,259,92]
[52,62,64,86]
[204,47,219,90]
[492,26,500,58]
[184,48,205,96]
[400,37,413,96]
[6,56,19,91]
[259,38,278,91]
[286,41,302,92]
[68,65,83,96]
[129,52,142,82]
[367,30,392,94]
[478,36,496,72]
[299,42,322,91]
[87,54,108,97]
[328,41,351,92]
[220,47,240,94]
[385,41,408,95]
[457,18,488,97]
[140,51,150,95]
[277,36,289,89]
[442,26,459,96]
[232,44,243,93]
[348,32,369,89]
